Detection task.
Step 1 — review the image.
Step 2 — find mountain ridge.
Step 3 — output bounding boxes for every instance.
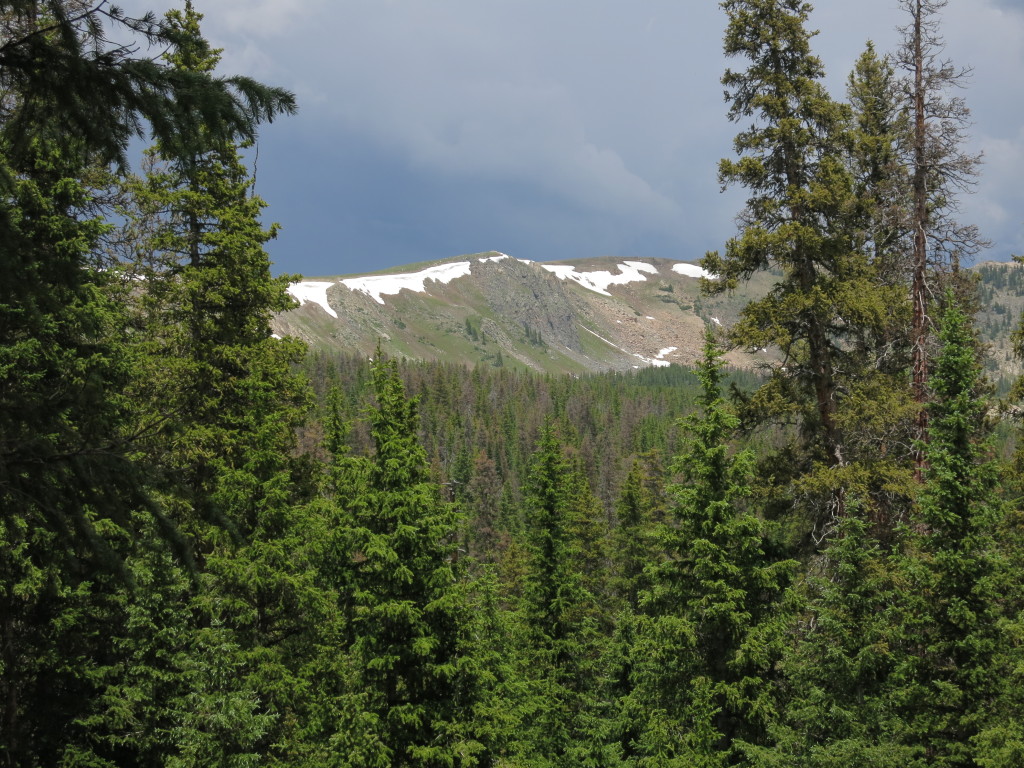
[272,252,1024,380]
[273,252,780,374]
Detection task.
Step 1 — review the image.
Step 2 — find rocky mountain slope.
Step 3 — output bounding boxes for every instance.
[274,252,780,374]
[273,253,1024,379]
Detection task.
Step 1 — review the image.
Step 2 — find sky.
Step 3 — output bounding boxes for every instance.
[127,1,1024,278]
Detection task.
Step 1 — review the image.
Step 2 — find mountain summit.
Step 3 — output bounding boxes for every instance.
[272,252,780,374]
[273,254,1024,380]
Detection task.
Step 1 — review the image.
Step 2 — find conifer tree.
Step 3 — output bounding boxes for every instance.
[462,450,506,565]
[838,42,919,534]
[746,515,913,768]
[336,357,485,767]
[847,43,911,296]
[704,1,896,530]
[989,265,1024,766]
[0,0,295,168]
[758,300,1003,768]
[632,332,795,766]
[887,297,1002,766]
[516,422,614,765]
[56,515,276,767]
[1,5,299,761]
[611,457,664,611]
[72,6,319,762]
[0,130,148,768]
[896,0,986,457]
[121,1,308,516]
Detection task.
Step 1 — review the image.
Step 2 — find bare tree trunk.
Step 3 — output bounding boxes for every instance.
[899,0,985,479]
[911,0,929,478]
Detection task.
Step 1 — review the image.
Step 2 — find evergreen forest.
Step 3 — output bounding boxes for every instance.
[4,1,1024,766]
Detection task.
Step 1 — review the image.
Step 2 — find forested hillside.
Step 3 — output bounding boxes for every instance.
[4,2,1024,768]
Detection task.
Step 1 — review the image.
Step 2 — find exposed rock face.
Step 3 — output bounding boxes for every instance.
[274,252,769,373]
[274,254,1023,377]
[474,257,582,353]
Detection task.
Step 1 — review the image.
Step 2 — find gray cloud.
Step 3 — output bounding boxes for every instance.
[121,1,1024,274]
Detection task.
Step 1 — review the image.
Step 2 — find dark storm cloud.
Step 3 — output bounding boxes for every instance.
[123,1,1024,275]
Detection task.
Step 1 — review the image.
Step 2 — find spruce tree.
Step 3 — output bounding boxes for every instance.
[113,1,311,565]
[632,332,795,766]
[765,300,1007,768]
[610,456,664,612]
[0,5,300,761]
[839,42,919,535]
[336,357,484,767]
[887,297,1002,766]
[65,6,319,763]
[516,422,613,765]
[846,43,911,296]
[0,0,295,168]
[747,515,914,768]
[0,133,148,768]
[56,514,276,767]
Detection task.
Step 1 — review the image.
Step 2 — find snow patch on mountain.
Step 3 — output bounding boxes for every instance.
[287,281,338,318]
[672,262,713,279]
[579,325,672,368]
[341,261,473,305]
[541,260,660,296]
[634,353,671,368]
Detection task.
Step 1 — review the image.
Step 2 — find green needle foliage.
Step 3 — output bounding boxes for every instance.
[0,0,295,168]
[755,299,1004,768]
[0,136,147,768]
[705,1,903,528]
[611,457,664,612]
[633,332,796,766]
[336,357,485,767]
[515,422,615,765]
[838,42,918,534]
[888,297,1003,767]
[4,2,1024,766]
[1,3,308,764]
[113,8,321,761]
[749,516,912,768]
